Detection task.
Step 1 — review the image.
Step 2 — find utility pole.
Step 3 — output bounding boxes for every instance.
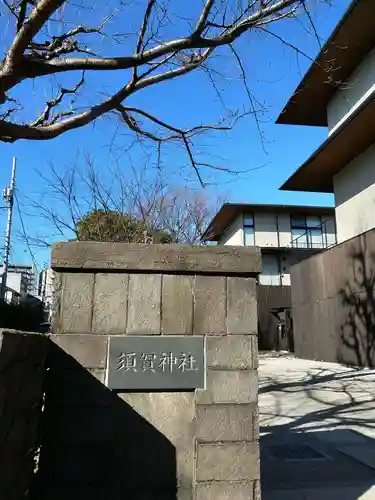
[0,157,16,301]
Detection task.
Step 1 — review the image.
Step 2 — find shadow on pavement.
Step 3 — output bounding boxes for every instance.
[261,429,375,499]
[259,355,375,499]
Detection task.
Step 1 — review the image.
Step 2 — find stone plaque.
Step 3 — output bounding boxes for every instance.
[107,336,205,390]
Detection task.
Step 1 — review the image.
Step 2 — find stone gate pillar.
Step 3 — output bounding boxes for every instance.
[48,242,261,500]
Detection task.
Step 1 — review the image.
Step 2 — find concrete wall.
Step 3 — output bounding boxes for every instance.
[290,226,375,367]
[334,142,375,243]
[38,242,261,500]
[328,46,375,135]
[0,330,47,500]
[219,214,243,245]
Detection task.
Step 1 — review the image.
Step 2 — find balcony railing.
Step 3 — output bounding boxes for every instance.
[290,217,337,250]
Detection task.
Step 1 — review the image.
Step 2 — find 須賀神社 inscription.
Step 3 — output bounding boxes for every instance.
[107,336,205,390]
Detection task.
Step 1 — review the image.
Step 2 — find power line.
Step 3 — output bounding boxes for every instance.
[14,190,40,276]
[0,157,16,301]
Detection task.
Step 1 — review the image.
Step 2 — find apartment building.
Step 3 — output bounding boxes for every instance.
[203,203,336,286]
[278,0,375,245]
[203,203,336,350]
[4,264,37,297]
[276,0,375,365]
[38,267,54,320]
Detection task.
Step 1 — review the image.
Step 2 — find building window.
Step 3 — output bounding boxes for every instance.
[259,254,281,286]
[291,215,323,249]
[243,214,255,246]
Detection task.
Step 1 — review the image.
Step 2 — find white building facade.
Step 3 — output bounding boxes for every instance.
[278,0,375,245]
[3,264,37,296]
[38,267,54,319]
[203,204,336,286]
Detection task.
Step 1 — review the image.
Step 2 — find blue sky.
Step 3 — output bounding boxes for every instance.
[0,0,352,269]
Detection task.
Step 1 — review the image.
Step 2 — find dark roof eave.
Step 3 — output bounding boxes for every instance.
[276,0,375,127]
[279,88,375,192]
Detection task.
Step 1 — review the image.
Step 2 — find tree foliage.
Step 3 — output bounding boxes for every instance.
[76,209,172,243]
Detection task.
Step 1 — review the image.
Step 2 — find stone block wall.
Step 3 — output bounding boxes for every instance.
[38,243,261,500]
[0,330,47,500]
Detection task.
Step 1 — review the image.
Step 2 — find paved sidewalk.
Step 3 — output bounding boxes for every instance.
[259,353,375,499]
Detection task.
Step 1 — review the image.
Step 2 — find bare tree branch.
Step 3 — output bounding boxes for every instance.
[0,107,17,119]
[2,0,21,22]
[2,0,302,85]
[0,49,210,141]
[0,0,328,177]
[258,25,316,63]
[182,134,205,186]
[30,73,84,126]
[229,42,267,151]
[122,106,234,136]
[22,157,224,246]
[196,0,216,34]
[136,0,157,54]
[115,103,243,186]
[17,1,28,32]
[301,0,322,48]
[2,0,65,71]
[28,25,101,60]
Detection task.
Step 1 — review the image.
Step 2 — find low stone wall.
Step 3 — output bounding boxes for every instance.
[36,243,261,500]
[0,329,47,500]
